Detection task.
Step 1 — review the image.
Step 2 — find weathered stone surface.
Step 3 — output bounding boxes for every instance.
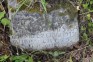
[9,0,79,50]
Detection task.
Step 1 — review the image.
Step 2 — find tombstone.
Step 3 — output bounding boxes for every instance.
[8,0,79,50]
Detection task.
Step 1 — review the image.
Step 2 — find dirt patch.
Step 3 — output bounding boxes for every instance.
[0,23,11,55]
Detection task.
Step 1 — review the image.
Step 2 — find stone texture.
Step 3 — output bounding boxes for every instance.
[8,0,79,50]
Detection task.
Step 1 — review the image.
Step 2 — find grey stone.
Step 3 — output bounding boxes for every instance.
[9,0,79,50]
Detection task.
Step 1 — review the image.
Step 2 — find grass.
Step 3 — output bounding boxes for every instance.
[1,0,93,62]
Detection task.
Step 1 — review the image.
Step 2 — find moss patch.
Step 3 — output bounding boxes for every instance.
[9,0,78,19]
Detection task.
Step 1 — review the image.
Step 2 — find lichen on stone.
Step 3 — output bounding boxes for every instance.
[8,0,79,50]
